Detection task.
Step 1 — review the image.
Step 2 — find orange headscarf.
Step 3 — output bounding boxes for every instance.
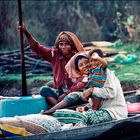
[55,31,84,52]
[65,51,89,79]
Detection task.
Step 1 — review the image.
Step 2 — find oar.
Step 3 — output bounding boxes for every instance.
[18,0,27,96]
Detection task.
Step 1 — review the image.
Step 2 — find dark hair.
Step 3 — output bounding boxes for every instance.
[89,49,103,58]
[74,55,89,72]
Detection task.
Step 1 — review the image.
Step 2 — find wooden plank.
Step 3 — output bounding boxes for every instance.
[83,41,114,47]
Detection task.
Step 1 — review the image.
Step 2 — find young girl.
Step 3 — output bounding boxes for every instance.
[79,49,108,110]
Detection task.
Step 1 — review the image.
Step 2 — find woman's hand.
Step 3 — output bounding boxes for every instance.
[17,22,27,33]
[17,22,33,40]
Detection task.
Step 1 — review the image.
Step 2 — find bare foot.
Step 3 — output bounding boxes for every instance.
[40,110,55,115]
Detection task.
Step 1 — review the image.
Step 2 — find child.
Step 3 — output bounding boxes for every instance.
[75,49,108,110]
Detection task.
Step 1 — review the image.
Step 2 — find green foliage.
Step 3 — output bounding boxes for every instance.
[110,40,140,54]
[108,42,140,84]
[0,74,53,87]
[27,76,53,86]
[112,1,140,43]
[0,75,21,84]
[109,63,140,83]
[126,15,134,26]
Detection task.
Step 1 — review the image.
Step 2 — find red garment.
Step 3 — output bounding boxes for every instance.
[29,31,84,94]
[64,76,87,95]
[31,42,86,94]
[31,41,73,89]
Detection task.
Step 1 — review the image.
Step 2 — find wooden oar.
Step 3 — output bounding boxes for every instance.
[17,0,27,96]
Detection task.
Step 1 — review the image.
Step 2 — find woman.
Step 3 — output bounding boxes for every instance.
[41,52,89,114]
[42,51,128,125]
[17,23,84,107]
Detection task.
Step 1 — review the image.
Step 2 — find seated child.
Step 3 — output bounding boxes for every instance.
[75,49,108,110]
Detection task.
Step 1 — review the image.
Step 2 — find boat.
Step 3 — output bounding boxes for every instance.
[1,1,139,139]
[6,115,140,140]
[1,93,140,140]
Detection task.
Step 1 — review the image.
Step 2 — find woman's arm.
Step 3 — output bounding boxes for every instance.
[64,77,87,95]
[17,23,53,61]
[58,77,87,102]
[17,23,38,49]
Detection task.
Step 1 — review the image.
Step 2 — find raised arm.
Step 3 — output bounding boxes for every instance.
[17,23,38,49]
[17,22,53,62]
[91,53,108,68]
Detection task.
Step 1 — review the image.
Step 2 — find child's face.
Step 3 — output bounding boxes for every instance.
[90,59,100,68]
[89,53,100,68]
[78,58,90,75]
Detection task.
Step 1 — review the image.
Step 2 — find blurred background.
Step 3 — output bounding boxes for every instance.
[1,0,140,50]
[0,0,140,96]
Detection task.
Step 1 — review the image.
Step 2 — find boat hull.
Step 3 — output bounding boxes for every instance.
[5,114,140,140]
[4,95,140,140]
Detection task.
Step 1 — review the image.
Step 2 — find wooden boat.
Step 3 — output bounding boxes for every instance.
[6,115,140,140]
[2,93,140,140]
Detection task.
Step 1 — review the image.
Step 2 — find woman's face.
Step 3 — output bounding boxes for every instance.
[58,41,72,56]
[78,58,90,75]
